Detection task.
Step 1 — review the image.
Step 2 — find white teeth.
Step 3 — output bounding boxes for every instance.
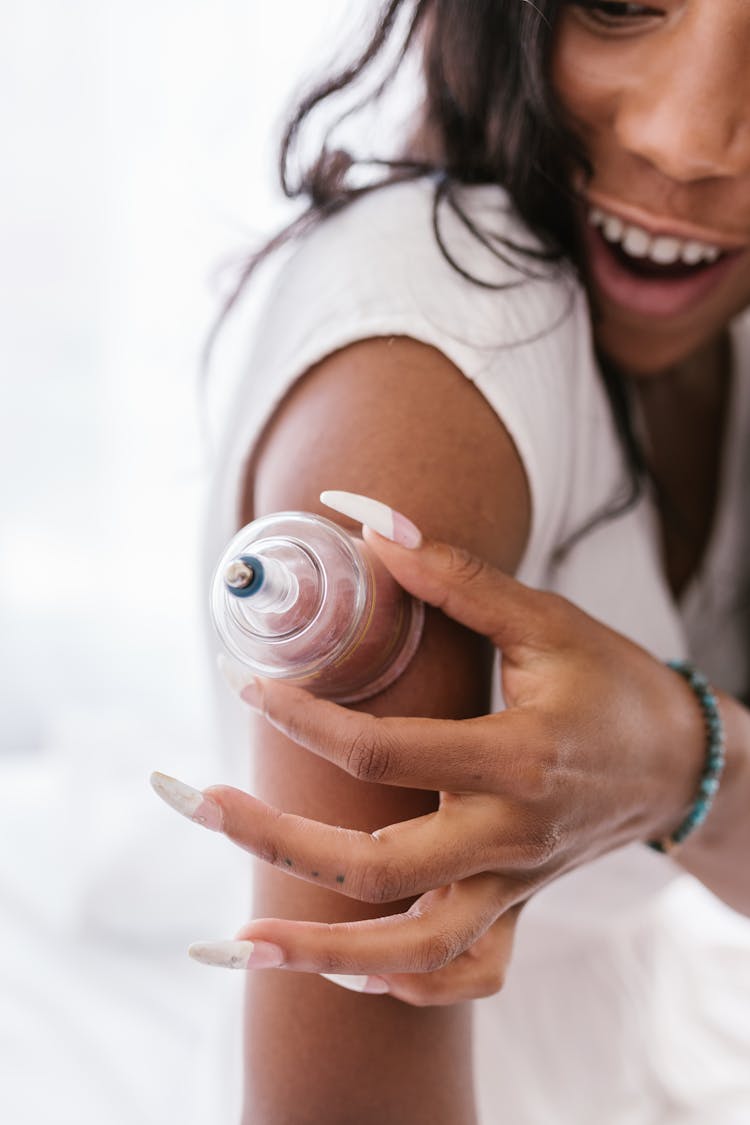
[649,236,681,265]
[588,206,724,267]
[622,225,651,258]
[603,215,624,242]
[677,240,720,265]
[681,241,706,265]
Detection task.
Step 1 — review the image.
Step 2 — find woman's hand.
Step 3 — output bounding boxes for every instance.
[152,504,704,1005]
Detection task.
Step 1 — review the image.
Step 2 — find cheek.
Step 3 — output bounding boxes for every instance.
[550,25,620,144]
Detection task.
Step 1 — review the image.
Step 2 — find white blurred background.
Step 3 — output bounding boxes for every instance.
[0,3,383,1122]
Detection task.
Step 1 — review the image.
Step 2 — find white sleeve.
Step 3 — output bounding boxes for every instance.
[204,178,630,589]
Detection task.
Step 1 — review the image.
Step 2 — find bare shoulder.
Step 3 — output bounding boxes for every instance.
[245,334,531,573]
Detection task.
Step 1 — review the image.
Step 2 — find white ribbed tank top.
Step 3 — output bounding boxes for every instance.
[201,178,750,1124]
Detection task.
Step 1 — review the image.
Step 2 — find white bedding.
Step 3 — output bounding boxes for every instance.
[0,708,247,1125]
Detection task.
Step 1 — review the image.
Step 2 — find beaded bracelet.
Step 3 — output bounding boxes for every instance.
[648,659,726,855]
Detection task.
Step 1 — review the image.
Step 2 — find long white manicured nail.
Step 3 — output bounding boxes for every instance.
[320,973,389,994]
[320,491,422,548]
[149,771,223,832]
[188,940,285,969]
[216,652,258,695]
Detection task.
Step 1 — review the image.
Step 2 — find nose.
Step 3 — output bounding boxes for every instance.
[614,26,750,182]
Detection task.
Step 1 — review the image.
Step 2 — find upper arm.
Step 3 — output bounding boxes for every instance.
[237,335,530,1125]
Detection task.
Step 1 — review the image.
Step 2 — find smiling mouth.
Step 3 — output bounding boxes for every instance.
[581,203,748,320]
[602,238,726,281]
[588,205,731,278]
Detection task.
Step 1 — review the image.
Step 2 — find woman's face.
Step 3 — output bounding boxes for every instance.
[552,0,750,377]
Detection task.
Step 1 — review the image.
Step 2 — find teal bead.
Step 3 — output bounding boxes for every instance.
[647,660,725,853]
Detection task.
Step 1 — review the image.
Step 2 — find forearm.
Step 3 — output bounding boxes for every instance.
[676,690,750,916]
[243,963,476,1125]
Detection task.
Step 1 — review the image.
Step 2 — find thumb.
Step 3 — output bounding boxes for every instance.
[364,526,545,650]
[320,491,546,651]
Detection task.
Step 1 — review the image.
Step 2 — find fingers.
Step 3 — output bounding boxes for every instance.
[318,490,545,653]
[361,526,559,655]
[153,770,544,902]
[238,675,534,793]
[190,902,523,1006]
[228,873,512,976]
[381,904,523,1006]
[318,489,556,654]
[203,783,497,902]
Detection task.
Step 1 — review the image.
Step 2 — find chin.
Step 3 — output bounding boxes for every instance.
[595,325,691,379]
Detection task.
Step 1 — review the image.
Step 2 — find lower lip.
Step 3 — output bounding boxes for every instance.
[583,220,746,320]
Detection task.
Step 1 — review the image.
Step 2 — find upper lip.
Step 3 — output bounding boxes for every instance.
[585,190,750,252]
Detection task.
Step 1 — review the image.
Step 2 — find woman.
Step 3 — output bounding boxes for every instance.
[153,2,750,1122]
